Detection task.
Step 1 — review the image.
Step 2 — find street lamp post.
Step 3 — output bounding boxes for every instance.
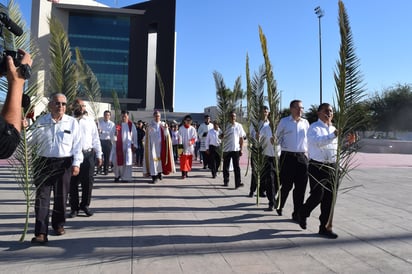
[314,6,324,105]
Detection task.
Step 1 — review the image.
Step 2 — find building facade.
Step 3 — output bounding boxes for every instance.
[31,0,176,111]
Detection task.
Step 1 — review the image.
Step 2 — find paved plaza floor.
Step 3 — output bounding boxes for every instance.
[0,152,411,273]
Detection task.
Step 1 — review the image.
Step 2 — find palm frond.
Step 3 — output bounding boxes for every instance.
[247,66,267,205]
[48,16,78,105]
[258,25,282,208]
[111,90,121,124]
[155,65,167,120]
[75,48,101,118]
[327,0,367,229]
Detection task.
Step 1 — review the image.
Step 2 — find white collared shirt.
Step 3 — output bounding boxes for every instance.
[205,128,222,148]
[276,115,309,153]
[78,115,102,159]
[98,119,115,140]
[223,122,246,152]
[307,119,338,163]
[32,113,83,166]
[250,120,280,157]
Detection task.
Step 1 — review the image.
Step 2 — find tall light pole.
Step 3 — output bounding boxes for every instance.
[314,6,324,105]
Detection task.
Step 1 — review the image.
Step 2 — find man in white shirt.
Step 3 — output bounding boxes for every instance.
[197,115,213,169]
[98,110,115,175]
[276,100,309,220]
[250,106,279,211]
[30,93,83,244]
[69,99,102,218]
[205,120,221,178]
[297,103,339,239]
[221,111,246,188]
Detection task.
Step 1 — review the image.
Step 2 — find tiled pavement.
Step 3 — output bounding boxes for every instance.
[0,152,411,273]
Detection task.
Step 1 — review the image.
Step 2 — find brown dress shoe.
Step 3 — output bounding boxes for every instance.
[31,234,48,244]
[54,227,65,236]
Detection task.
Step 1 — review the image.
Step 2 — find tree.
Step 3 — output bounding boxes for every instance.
[369,83,412,132]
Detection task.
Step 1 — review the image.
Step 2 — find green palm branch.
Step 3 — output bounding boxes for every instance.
[155,65,167,120]
[3,0,46,242]
[75,48,101,118]
[247,66,267,205]
[258,26,282,209]
[326,0,366,230]
[48,16,78,106]
[111,89,121,124]
[244,54,252,176]
[213,71,244,171]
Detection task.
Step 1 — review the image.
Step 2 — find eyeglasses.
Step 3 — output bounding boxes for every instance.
[54,102,67,106]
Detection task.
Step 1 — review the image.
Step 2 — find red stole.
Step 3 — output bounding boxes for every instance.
[161,126,175,175]
[116,120,133,166]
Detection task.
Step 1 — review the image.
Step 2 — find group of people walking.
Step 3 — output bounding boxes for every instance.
[248,100,339,239]
[28,94,339,244]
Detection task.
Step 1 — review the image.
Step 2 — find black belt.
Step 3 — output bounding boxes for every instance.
[310,159,335,165]
[282,151,305,157]
[40,156,72,162]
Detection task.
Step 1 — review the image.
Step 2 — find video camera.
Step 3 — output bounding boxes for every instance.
[0,5,24,75]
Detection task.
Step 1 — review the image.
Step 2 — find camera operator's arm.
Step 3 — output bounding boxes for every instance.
[1,49,32,133]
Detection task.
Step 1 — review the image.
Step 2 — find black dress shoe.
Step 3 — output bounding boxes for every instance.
[259,193,266,198]
[235,183,244,189]
[31,234,48,244]
[157,173,163,180]
[264,206,274,212]
[151,176,158,184]
[248,191,253,197]
[292,212,299,223]
[319,227,338,239]
[298,213,307,230]
[81,207,94,217]
[114,176,120,182]
[69,210,78,218]
[276,208,283,216]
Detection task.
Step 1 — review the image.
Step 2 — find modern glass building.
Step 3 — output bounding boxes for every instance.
[31,0,176,112]
[68,13,131,99]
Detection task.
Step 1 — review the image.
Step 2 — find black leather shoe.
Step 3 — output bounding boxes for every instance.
[31,234,49,244]
[248,191,253,197]
[319,227,338,239]
[81,207,94,217]
[114,177,120,182]
[31,234,48,244]
[276,208,283,216]
[157,173,163,180]
[292,212,299,223]
[264,206,274,212]
[69,210,78,218]
[259,193,266,198]
[235,183,244,189]
[298,213,307,230]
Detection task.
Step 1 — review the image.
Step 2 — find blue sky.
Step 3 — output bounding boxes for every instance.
[8,0,412,112]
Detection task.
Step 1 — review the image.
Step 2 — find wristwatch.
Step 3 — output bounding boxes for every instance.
[18,64,32,80]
